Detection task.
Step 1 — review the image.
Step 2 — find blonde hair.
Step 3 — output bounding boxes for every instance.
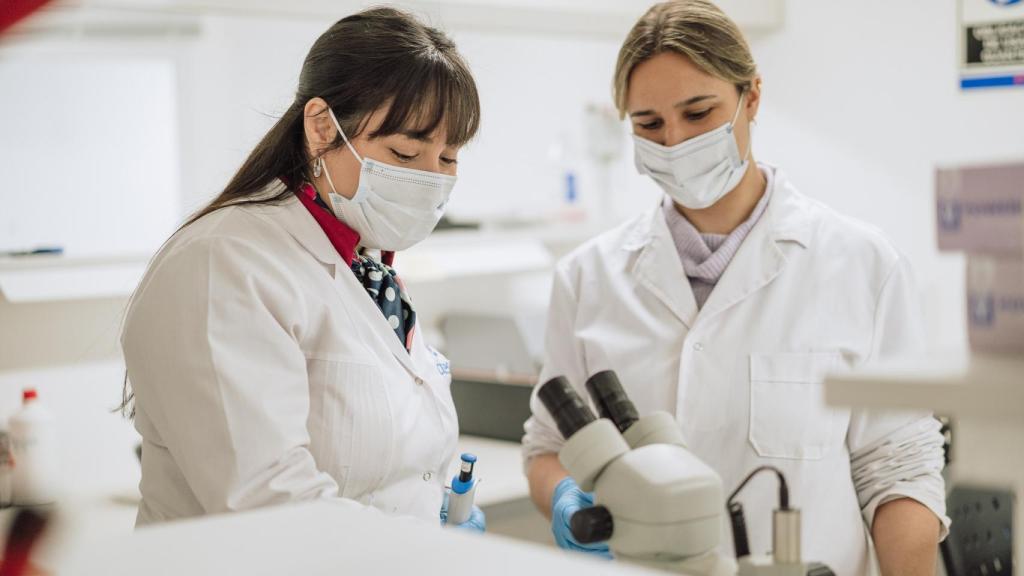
[613,0,757,118]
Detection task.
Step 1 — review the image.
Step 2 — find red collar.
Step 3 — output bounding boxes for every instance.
[293,182,398,267]
[294,182,360,265]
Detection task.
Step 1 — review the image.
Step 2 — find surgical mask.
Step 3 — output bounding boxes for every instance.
[320,109,456,251]
[632,94,751,210]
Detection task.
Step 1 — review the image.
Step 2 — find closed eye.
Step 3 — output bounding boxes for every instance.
[685,108,713,121]
[390,148,417,163]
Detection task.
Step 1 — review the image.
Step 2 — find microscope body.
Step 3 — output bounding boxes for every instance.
[559,411,737,576]
[539,372,834,576]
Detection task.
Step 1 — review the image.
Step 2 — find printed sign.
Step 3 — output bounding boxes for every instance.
[959,0,1024,89]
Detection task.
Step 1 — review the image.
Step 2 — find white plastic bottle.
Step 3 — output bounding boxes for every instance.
[0,430,12,507]
[10,389,59,506]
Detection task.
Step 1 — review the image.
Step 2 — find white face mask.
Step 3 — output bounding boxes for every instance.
[320,108,456,251]
[632,94,751,210]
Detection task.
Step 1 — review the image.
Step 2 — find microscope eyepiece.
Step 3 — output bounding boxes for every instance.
[537,376,597,440]
[585,370,639,433]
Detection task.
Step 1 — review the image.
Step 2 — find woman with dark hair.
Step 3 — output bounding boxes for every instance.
[120,7,483,529]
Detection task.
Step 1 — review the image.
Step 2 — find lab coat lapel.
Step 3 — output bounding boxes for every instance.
[336,261,423,374]
[628,207,700,329]
[271,190,346,270]
[272,192,422,376]
[697,170,813,324]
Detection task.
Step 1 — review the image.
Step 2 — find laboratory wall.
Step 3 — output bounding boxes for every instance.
[166,0,1024,352]
[748,0,1024,351]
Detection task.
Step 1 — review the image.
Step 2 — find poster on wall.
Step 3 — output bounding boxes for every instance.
[959,0,1024,89]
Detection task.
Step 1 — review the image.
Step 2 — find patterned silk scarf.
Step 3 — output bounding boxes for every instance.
[294,182,418,351]
[349,253,417,351]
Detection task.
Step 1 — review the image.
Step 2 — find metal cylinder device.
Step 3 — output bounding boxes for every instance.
[772,508,802,564]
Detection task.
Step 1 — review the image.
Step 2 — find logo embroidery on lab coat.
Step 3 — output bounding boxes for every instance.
[430,348,451,376]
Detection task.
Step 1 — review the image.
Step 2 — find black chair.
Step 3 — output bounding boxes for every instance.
[941,485,1014,576]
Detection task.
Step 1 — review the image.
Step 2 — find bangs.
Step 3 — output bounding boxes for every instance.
[369,55,480,147]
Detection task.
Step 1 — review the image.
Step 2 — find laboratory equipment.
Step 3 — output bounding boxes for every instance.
[940,485,1013,576]
[10,389,58,506]
[447,453,478,525]
[539,371,834,575]
[725,466,834,576]
[0,431,11,507]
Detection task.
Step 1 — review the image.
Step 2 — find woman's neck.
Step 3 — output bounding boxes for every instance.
[676,160,767,235]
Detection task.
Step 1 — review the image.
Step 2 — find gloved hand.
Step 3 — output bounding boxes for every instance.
[440,490,486,533]
[551,476,613,558]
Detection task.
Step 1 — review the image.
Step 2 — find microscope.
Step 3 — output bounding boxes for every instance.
[538,371,834,576]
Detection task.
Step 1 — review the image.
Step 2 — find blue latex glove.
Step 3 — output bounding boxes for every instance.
[440,490,486,533]
[551,476,613,558]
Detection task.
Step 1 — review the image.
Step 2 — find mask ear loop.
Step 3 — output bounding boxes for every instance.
[328,107,365,164]
[319,107,363,197]
[731,91,754,162]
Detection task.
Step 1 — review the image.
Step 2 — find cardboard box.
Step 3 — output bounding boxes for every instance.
[967,256,1024,354]
[937,161,1024,256]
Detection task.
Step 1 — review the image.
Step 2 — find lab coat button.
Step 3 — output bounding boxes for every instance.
[415,377,424,386]
[423,472,432,482]
[693,342,704,352]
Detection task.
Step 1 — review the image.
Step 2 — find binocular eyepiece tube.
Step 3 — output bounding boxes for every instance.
[537,376,597,440]
[585,370,639,434]
[537,371,640,439]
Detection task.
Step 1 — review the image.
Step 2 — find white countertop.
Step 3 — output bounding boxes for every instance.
[824,352,1024,420]
[0,436,645,576]
[60,499,658,576]
[0,435,531,573]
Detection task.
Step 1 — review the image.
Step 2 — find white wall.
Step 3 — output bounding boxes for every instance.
[0,52,180,256]
[747,0,1024,351]
[5,0,1018,358]
[169,1,1024,352]
[173,12,658,226]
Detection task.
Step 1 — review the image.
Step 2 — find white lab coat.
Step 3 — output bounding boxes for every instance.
[122,185,458,526]
[523,165,948,576]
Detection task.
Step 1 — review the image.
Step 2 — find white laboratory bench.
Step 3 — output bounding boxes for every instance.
[0,435,542,574]
[825,352,1024,562]
[60,498,657,576]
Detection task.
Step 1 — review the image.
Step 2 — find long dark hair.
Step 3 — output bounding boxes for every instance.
[187,6,479,225]
[120,7,480,417]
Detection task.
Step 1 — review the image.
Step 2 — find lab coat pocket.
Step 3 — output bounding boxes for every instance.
[748,353,843,460]
[306,358,394,499]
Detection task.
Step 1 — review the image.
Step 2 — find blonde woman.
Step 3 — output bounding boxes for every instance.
[523,2,947,574]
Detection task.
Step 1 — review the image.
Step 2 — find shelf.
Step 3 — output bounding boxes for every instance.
[0,254,150,303]
[824,352,1024,421]
[399,234,555,284]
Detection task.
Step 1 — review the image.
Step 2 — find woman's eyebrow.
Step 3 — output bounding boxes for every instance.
[397,130,434,143]
[673,94,717,109]
[630,94,718,117]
